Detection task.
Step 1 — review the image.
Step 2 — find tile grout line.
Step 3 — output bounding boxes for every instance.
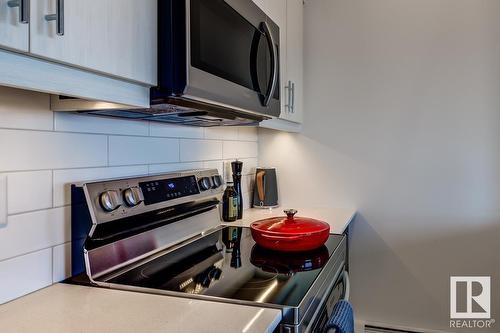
[52,168,57,209]
[0,245,64,265]
[0,164,152,174]
[51,170,54,209]
[7,205,67,218]
[107,136,110,166]
[0,126,258,142]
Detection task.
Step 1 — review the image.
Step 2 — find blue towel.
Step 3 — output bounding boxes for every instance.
[325,300,354,333]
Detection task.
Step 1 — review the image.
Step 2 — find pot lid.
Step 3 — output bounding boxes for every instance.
[251,209,330,235]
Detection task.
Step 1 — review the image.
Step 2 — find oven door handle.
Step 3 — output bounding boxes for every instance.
[261,21,278,107]
[342,270,350,301]
[325,271,351,333]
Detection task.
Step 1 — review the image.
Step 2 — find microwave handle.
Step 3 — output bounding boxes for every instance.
[261,21,278,107]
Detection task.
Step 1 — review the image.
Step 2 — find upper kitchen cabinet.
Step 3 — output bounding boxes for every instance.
[281,0,303,124]
[260,0,303,132]
[0,0,29,52]
[29,0,157,85]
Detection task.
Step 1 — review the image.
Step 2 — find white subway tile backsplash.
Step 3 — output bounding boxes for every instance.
[0,87,260,304]
[242,190,252,210]
[0,248,52,304]
[54,113,149,136]
[223,141,258,159]
[243,158,258,176]
[180,139,223,162]
[7,171,52,215]
[149,162,204,174]
[109,136,179,166]
[0,130,108,172]
[52,242,71,283]
[150,123,204,139]
[0,175,6,226]
[53,165,149,207]
[242,174,255,195]
[0,86,53,131]
[203,161,224,177]
[204,127,239,140]
[237,127,259,142]
[0,207,69,261]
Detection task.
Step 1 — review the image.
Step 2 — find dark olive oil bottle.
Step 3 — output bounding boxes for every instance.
[231,160,243,219]
[222,182,238,222]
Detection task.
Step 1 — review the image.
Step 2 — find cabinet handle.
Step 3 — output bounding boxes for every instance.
[291,81,295,113]
[7,0,29,24]
[45,0,64,36]
[285,80,292,113]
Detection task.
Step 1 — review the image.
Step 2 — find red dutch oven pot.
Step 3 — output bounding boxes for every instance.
[250,209,330,252]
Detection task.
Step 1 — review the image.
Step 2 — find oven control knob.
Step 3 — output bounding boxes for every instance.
[123,187,143,207]
[212,175,223,189]
[99,190,121,212]
[198,177,212,191]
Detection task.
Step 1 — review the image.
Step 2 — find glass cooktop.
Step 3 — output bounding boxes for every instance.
[107,227,343,307]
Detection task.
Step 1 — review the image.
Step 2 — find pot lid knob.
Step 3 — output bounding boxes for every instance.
[284,209,298,219]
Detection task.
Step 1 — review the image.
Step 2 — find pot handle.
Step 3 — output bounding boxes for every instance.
[284,209,298,219]
[260,233,302,241]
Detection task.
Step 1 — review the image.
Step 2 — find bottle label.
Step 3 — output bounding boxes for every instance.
[229,196,238,218]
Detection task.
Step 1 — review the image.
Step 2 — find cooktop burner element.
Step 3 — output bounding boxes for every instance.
[106,227,343,306]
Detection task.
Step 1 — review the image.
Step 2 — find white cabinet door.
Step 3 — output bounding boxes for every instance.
[29,0,157,85]
[281,0,303,123]
[266,0,288,119]
[0,0,29,52]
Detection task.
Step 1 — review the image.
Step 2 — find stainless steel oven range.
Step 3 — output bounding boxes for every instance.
[70,169,349,333]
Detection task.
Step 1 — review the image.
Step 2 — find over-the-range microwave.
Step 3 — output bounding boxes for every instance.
[52,0,281,126]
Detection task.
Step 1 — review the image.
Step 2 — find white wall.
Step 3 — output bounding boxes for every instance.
[260,0,500,331]
[0,86,258,304]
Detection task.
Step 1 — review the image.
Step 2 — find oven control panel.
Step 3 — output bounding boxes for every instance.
[139,176,200,205]
[82,169,224,225]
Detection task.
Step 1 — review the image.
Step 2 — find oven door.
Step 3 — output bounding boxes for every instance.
[185,0,280,117]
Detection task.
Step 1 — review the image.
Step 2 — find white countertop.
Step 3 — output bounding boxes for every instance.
[225,207,356,234]
[0,284,281,333]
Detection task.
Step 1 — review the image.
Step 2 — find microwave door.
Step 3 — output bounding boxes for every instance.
[185,0,280,117]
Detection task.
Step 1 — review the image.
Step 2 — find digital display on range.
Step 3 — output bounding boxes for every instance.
[139,176,200,205]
